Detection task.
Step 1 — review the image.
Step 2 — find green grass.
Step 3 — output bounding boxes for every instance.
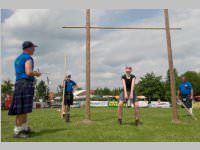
[1,107,200,142]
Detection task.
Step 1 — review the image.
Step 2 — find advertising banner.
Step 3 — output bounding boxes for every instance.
[90,101,108,107]
[192,101,200,109]
[149,101,170,108]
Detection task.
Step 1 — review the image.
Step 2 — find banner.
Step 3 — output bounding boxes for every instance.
[192,101,200,109]
[108,101,127,107]
[90,101,108,107]
[149,101,170,108]
[71,101,81,108]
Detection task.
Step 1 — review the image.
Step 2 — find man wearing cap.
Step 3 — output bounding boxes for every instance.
[177,76,194,115]
[8,41,41,138]
[118,66,142,126]
[61,75,78,122]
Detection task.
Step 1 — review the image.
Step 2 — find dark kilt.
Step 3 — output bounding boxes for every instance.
[8,79,35,115]
[64,92,74,106]
[181,95,192,108]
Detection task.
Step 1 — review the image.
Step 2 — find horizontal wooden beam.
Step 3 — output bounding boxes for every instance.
[62,26,181,30]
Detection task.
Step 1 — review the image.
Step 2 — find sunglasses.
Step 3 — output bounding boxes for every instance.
[125,67,132,70]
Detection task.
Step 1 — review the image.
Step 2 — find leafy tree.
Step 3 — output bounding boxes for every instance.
[1,79,14,101]
[180,71,200,96]
[136,72,165,101]
[35,80,47,102]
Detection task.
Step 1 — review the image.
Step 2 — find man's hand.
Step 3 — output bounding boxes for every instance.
[124,94,128,100]
[33,71,41,77]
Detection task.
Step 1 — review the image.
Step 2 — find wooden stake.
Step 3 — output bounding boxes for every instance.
[85,9,91,120]
[164,9,179,122]
[61,54,67,118]
[178,100,197,120]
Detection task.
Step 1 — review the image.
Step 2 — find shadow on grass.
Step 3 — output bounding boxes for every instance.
[30,128,67,137]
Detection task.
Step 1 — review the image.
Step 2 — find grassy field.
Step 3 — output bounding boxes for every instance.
[1,107,200,142]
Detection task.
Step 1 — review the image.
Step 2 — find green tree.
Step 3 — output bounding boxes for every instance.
[180,71,200,96]
[136,72,165,101]
[35,80,47,102]
[1,79,14,101]
[164,68,179,101]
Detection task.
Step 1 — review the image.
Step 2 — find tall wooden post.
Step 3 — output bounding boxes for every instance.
[164,9,179,121]
[85,9,91,120]
[61,54,67,117]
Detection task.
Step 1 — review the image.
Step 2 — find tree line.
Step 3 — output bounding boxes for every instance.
[1,69,200,102]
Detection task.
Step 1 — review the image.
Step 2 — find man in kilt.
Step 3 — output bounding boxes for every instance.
[118,66,142,126]
[61,75,78,122]
[178,76,194,115]
[8,41,41,138]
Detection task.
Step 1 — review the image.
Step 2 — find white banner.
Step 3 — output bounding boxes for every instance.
[149,101,170,108]
[90,101,108,107]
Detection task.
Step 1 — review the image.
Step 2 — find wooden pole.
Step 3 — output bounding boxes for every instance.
[178,100,197,120]
[85,9,91,120]
[61,54,67,118]
[62,26,181,30]
[164,9,179,122]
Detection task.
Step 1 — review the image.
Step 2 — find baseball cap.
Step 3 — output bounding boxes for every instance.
[22,41,38,50]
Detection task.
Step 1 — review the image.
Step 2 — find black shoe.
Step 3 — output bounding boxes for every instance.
[65,114,70,122]
[62,113,66,119]
[118,119,122,125]
[24,127,35,134]
[135,120,143,126]
[13,130,29,138]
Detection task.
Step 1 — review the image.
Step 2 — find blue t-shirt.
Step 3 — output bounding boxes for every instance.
[65,80,77,93]
[178,81,193,96]
[15,52,35,81]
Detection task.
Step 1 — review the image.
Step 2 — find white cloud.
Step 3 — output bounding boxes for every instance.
[1,9,200,91]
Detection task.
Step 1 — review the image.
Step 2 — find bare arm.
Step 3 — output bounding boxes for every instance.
[122,79,128,96]
[73,85,78,93]
[191,89,194,99]
[130,78,136,96]
[177,90,180,100]
[25,60,41,77]
[61,80,65,88]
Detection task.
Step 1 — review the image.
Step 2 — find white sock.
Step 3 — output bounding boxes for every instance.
[189,108,193,114]
[14,126,23,134]
[22,122,29,131]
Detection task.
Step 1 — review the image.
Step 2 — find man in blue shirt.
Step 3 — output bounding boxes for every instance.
[177,76,194,115]
[61,75,78,122]
[8,41,41,138]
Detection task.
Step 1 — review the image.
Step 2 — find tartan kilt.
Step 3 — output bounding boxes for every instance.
[8,80,35,115]
[181,95,192,108]
[64,92,74,106]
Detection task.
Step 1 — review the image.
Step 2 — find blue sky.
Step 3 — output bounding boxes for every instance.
[1,9,200,91]
[1,9,14,23]
[91,9,162,26]
[1,9,162,25]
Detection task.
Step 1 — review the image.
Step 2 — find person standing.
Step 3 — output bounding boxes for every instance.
[61,75,78,122]
[8,41,41,138]
[177,76,194,115]
[118,66,142,126]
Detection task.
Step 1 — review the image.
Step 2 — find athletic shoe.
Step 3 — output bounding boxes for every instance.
[118,119,122,125]
[62,113,66,119]
[135,120,143,126]
[24,127,35,134]
[65,113,70,122]
[13,130,29,138]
